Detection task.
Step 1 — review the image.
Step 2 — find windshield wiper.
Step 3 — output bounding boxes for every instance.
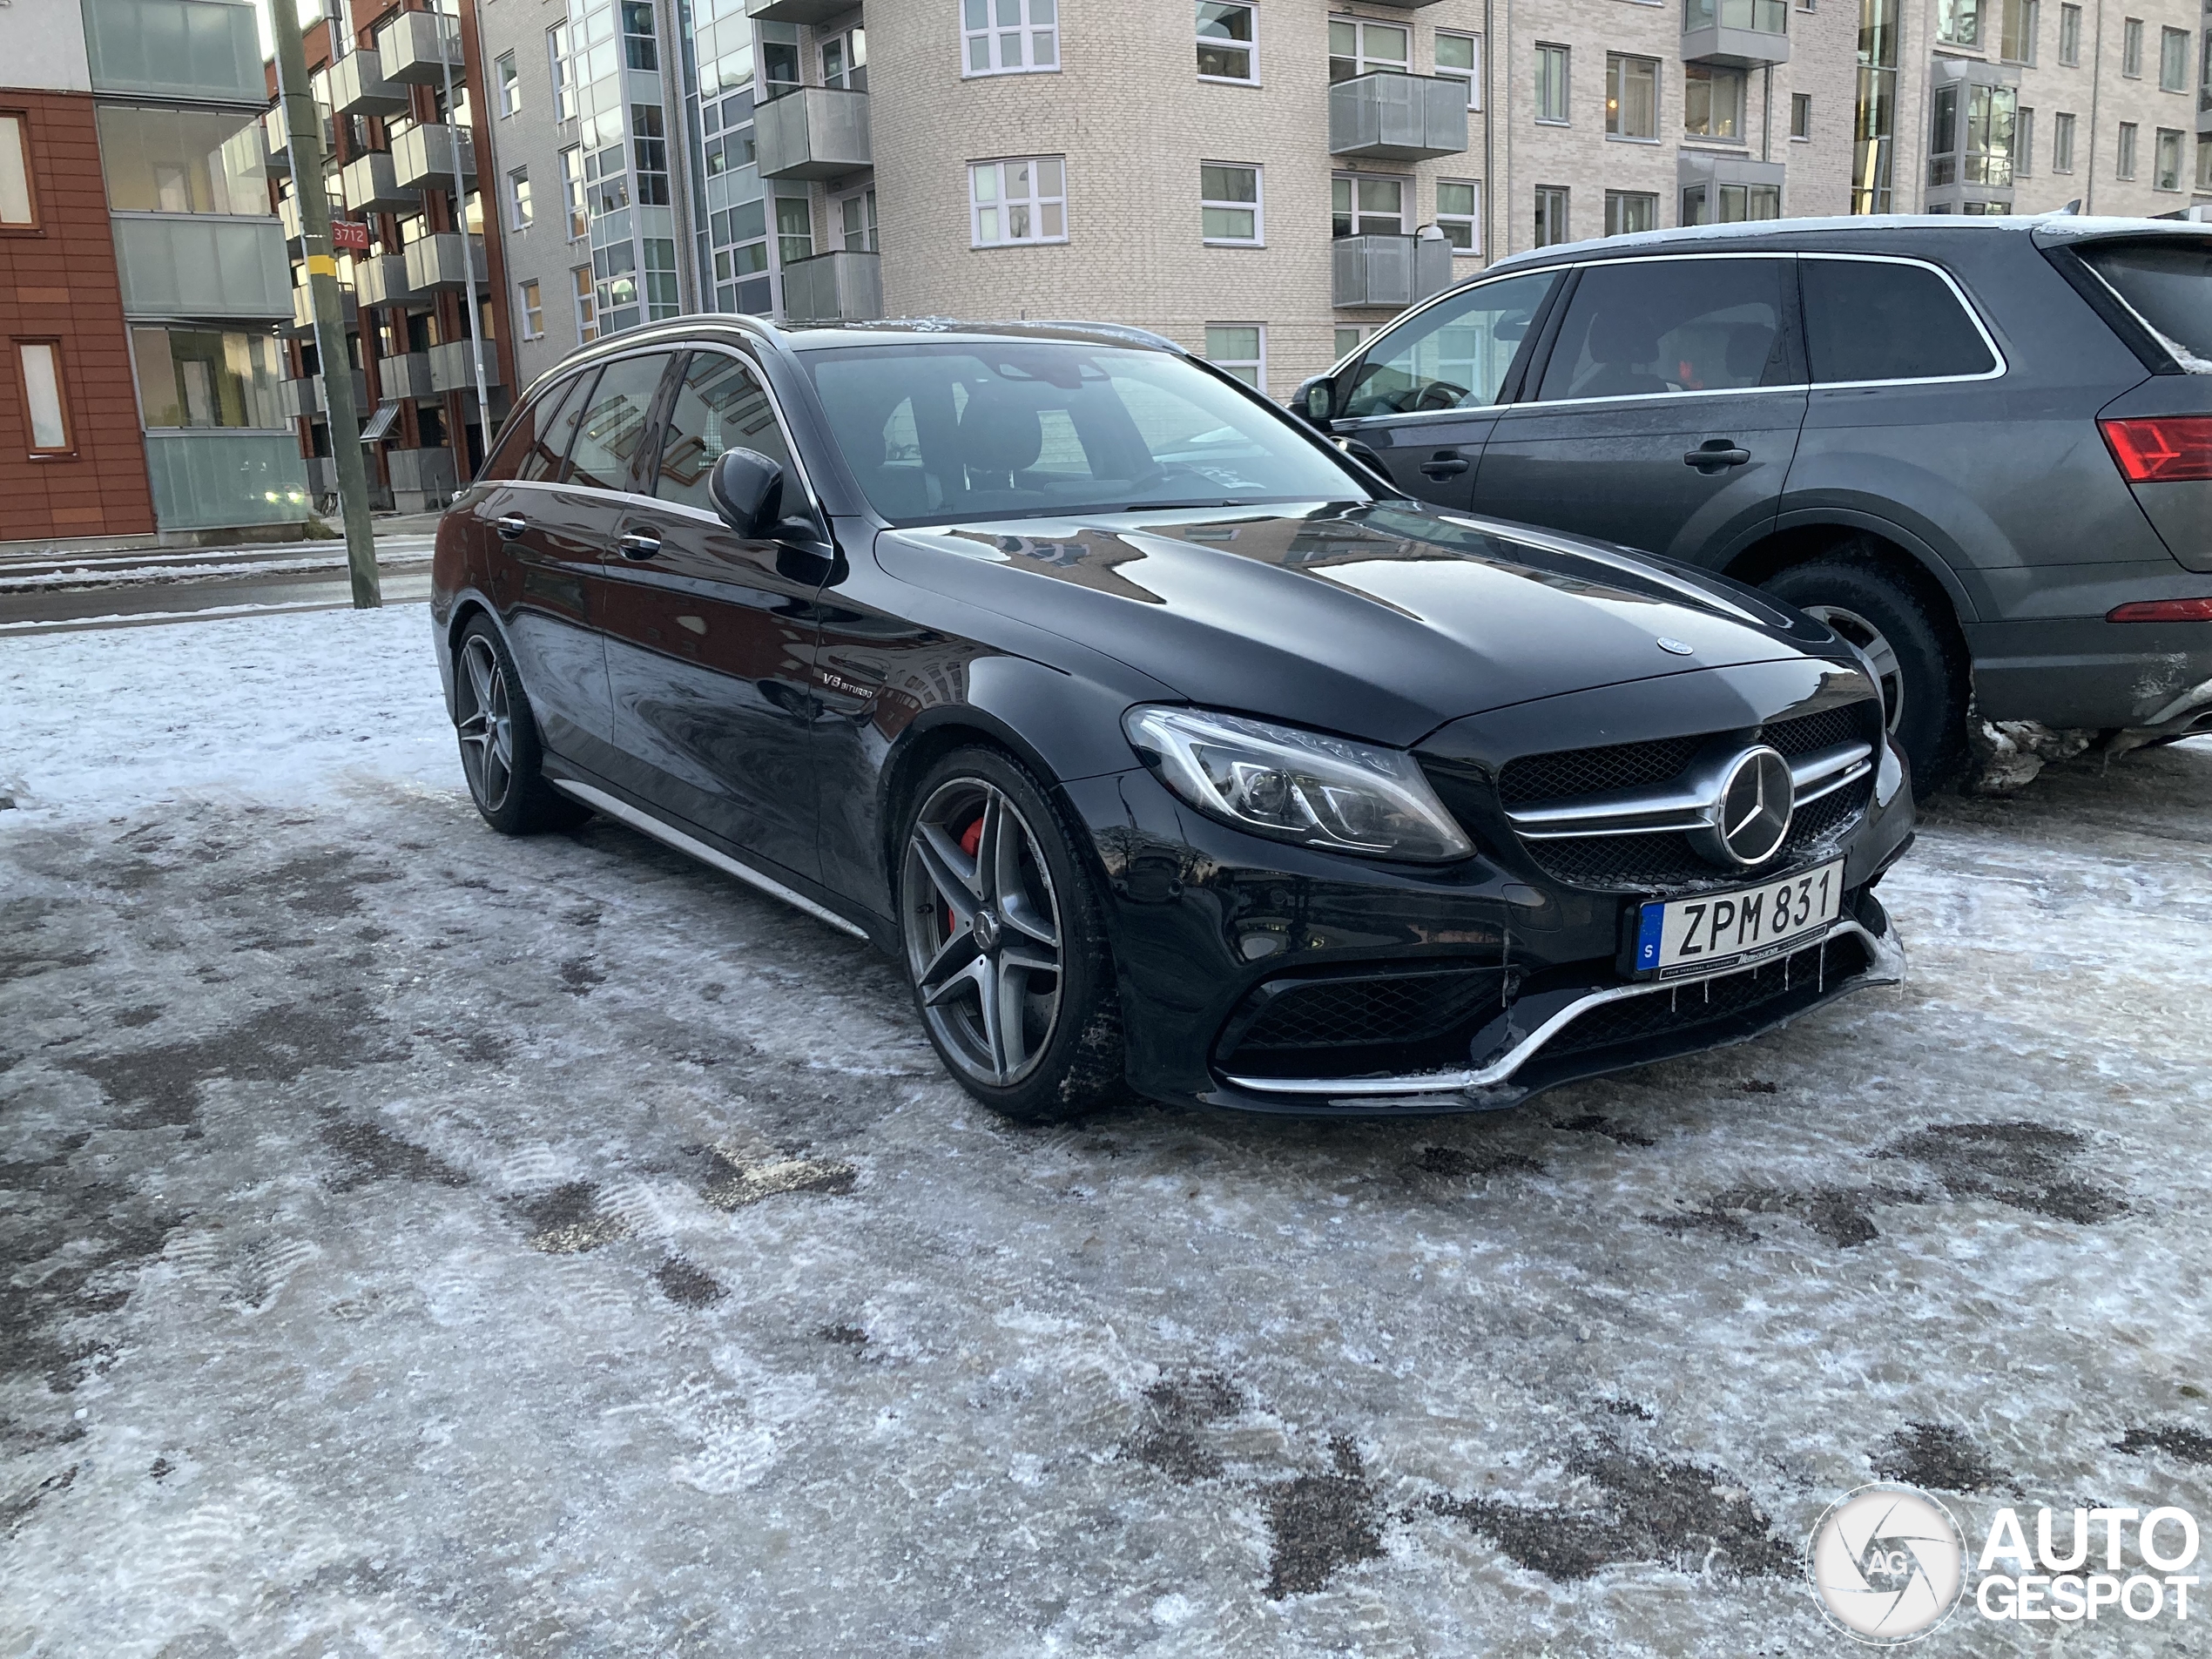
[1105,499,1268,513]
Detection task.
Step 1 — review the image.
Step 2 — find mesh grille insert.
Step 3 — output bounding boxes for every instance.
[1233,968,1503,1052]
[1496,736,1703,806]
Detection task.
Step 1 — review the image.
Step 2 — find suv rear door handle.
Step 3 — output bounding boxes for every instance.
[1685,442,1752,472]
[495,514,527,540]
[616,529,663,561]
[1420,453,1471,479]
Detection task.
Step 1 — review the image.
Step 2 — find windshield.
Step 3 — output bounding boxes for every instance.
[2079,239,2212,370]
[799,342,1370,525]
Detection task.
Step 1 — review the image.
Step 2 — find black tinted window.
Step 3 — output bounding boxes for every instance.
[565,354,672,492]
[652,352,791,511]
[2077,238,2212,365]
[481,374,581,484]
[1537,258,1790,401]
[1801,260,1996,382]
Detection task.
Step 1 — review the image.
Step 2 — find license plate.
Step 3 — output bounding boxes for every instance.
[1634,859,1845,979]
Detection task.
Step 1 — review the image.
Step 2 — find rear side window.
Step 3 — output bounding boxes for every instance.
[564,354,674,492]
[1800,260,1996,383]
[1536,257,1791,401]
[2076,239,2212,368]
[651,352,792,512]
[479,374,580,483]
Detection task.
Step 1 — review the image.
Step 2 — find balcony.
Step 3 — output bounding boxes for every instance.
[404,233,487,292]
[115,215,291,322]
[387,445,460,511]
[1682,0,1791,67]
[1328,72,1470,161]
[355,252,417,309]
[428,340,502,395]
[329,47,409,118]
[381,351,436,400]
[1332,232,1453,309]
[744,0,853,21]
[341,151,418,215]
[376,9,467,87]
[756,87,871,180]
[142,432,314,532]
[279,369,369,420]
[391,123,477,192]
[306,456,336,500]
[780,251,883,324]
[84,0,264,105]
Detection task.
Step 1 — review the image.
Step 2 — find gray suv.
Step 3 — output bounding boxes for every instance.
[1298,216,2212,789]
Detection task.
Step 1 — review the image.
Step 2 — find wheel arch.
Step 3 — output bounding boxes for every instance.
[874,706,1069,894]
[1723,521,1978,671]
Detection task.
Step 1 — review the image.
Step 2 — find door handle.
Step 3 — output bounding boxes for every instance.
[616,529,663,561]
[495,514,527,540]
[1420,453,1471,479]
[1685,442,1752,472]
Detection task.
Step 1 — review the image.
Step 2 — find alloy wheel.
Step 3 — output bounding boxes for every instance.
[455,634,517,813]
[902,779,1065,1088]
[1804,604,1905,737]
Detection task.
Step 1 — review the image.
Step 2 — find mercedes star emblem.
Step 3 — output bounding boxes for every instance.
[1696,745,1797,867]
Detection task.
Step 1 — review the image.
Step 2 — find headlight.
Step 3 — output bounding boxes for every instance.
[1123,705,1473,863]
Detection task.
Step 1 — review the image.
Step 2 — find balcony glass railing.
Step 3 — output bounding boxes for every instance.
[1686,0,1788,33]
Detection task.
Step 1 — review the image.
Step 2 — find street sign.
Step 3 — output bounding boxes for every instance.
[331,220,370,251]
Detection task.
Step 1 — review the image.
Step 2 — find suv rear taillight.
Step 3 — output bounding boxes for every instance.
[2100,416,2212,483]
[2107,597,2212,623]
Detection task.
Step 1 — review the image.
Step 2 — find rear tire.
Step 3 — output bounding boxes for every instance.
[452,615,590,835]
[897,746,1127,1123]
[1764,553,1965,795]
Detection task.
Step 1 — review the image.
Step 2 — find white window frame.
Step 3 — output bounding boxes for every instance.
[561,145,586,241]
[1605,51,1659,142]
[0,113,32,227]
[518,278,544,339]
[969,156,1067,246]
[1535,43,1570,125]
[836,185,879,251]
[572,265,597,343]
[1436,179,1480,254]
[508,166,532,231]
[1330,17,1411,80]
[1533,184,1570,246]
[1435,30,1480,110]
[1204,323,1265,393]
[1197,2,1258,84]
[1332,173,1407,236]
[962,0,1059,78]
[1603,189,1658,236]
[496,51,519,118]
[1201,161,1262,245]
[548,24,577,124]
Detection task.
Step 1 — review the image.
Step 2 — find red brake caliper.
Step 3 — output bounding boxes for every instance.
[948,815,984,938]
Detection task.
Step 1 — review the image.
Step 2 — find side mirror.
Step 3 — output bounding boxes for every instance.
[1294,374,1338,429]
[708,447,785,537]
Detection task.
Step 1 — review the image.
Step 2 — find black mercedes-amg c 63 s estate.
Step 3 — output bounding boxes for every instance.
[430,317,1912,1122]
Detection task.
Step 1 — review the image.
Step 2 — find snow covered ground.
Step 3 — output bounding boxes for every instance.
[3,606,2210,1656]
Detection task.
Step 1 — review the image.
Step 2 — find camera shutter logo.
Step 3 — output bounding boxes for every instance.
[1811,1483,1966,1643]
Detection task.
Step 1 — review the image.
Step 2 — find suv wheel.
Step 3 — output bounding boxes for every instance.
[898,747,1127,1122]
[452,616,590,834]
[1764,556,1965,793]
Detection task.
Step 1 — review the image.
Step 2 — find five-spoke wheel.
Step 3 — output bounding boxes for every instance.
[455,632,517,815]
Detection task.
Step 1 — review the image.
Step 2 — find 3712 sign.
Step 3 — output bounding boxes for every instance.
[330,221,370,251]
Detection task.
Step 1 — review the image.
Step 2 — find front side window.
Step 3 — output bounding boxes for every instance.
[1939,0,1980,46]
[0,113,33,227]
[2155,127,2184,190]
[1343,269,1558,417]
[130,327,286,428]
[1197,3,1256,82]
[1801,260,1995,382]
[800,341,1363,526]
[1605,190,1658,236]
[1533,185,1569,246]
[1534,44,1569,123]
[1685,64,1746,139]
[16,340,67,453]
[1330,19,1408,82]
[519,278,544,339]
[1435,32,1480,109]
[1204,324,1264,390]
[567,354,673,492]
[1538,258,1789,401]
[971,158,1066,245]
[653,352,790,513]
[1202,163,1261,244]
[1607,54,1658,139]
[97,106,267,216]
[2059,3,2081,64]
[1332,175,1404,236]
[496,51,519,117]
[2160,26,2188,91]
[1436,180,1479,253]
[964,0,1058,75]
[2123,17,2144,77]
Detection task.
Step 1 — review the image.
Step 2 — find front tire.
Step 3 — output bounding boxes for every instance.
[1764,554,1966,795]
[452,616,589,835]
[898,747,1126,1123]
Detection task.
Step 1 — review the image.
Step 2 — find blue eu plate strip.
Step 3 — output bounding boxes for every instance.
[1635,901,1664,970]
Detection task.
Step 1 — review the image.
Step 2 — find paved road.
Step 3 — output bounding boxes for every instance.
[0,537,436,632]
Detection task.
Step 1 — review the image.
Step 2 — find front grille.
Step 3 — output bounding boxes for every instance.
[1544,930,1871,1060]
[1523,773,1874,892]
[1497,736,1703,807]
[1762,701,1881,759]
[1218,964,1506,1079]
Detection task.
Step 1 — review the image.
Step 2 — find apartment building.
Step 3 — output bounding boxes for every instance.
[0,0,317,548]
[266,0,516,512]
[466,0,2212,403]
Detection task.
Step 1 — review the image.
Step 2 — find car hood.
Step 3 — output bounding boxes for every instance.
[870,502,1844,747]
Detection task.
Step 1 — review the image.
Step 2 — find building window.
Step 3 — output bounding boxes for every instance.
[1929,81,2017,185]
[96,106,267,216]
[971,157,1065,245]
[1535,44,1570,124]
[1197,3,1257,82]
[549,23,577,123]
[2053,110,2076,172]
[772,198,812,269]
[2199,136,2212,192]
[1330,18,1409,81]
[561,146,587,239]
[1534,185,1569,246]
[2123,17,2144,78]
[1333,326,1366,360]
[1682,181,1781,223]
[128,327,285,428]
[1607,55,1658,139]
[1201,162,1261,243]
[1437,179,1480,252]
[1685,64,1746,140]
[0,113,34,227]
[2161,27,2189,91]
[2117,120,2138,179]
[821,28,867,91]
[2058,3,2080,64]
[1435,32,1480,109]
[1204,324,1264,391]
[508,167,533,229]
[2016,105,2034,173]
[622,1,658,71]
[573,266,597,343]
[1791,91,1813,138]
[15,341,68,454]
[518,278,544,339]
[839,187,879,251]
[1332,175,1404,235]
[1604,190,1657,236]
[2000,0,2037,62]
[709,200,772,313]
[2155,126,2184,188]
[496,51,519,117]
[964,0,1058,76]
[1939,0,1980,47]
